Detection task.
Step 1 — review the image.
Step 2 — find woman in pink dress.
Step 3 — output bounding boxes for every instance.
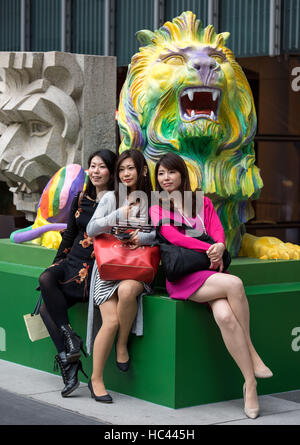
[149,152,273,419]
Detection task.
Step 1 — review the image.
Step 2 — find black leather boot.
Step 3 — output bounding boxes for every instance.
[60,324,87,363]
[54,351,88,397]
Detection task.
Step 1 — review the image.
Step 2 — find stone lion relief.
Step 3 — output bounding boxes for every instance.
[0,51,116,221]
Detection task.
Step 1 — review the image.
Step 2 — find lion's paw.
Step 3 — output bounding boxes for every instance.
[240,233,300,260]
[40,231,62,250]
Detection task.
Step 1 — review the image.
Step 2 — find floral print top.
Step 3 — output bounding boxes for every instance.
[53,192,97,265]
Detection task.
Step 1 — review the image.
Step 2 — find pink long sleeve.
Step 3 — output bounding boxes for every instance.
[150,198,226,251]
[149,205,212,252]
[204,198,226,246]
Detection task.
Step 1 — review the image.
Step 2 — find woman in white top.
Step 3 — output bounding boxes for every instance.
[86,149,156,403]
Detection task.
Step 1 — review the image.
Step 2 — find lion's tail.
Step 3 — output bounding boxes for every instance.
[10,223,67,244]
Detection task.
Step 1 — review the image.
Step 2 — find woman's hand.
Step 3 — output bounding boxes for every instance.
[124,229,140,250]
[120,203,134,219]
[207,243,225,262]
[120,202,140,220]
[209,257,224,272]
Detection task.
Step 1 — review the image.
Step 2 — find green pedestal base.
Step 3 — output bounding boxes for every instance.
[0,239,300,408]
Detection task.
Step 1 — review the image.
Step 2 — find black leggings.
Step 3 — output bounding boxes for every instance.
[39,268,79,353]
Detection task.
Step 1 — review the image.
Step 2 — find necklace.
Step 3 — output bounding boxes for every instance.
[177,209,207,235]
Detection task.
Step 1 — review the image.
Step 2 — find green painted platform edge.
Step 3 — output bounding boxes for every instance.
[0,239,56,268]
[3,238,299,265]
[228,257,300,286]
[1,238,300,287]
[245,281,300,295]
[1,259,300,298]
[0,261,43,278]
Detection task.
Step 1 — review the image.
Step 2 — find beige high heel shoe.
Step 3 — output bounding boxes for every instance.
[254,367,273,379]
[243,383,260,419]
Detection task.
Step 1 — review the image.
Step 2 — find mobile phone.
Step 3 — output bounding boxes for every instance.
[115,232,131,240]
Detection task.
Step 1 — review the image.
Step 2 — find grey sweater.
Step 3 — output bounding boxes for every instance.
[86,190,155,244]
[85,191,156,354]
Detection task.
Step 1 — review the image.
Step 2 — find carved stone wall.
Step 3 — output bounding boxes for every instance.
[0,52,116,221]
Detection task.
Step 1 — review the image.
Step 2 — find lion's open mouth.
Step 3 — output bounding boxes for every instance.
[179,87,221,122]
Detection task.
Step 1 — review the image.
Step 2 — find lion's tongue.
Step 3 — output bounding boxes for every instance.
[187,109,211,116]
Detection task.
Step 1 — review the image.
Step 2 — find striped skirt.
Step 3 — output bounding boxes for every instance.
[93,268,152,306]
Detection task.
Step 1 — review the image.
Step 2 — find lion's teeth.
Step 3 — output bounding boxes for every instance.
[212,91,218,101]
[188,90,194,101]
[191,110,195,117]
[210,111,215,120]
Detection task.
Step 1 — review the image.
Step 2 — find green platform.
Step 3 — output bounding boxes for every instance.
[0,238,300,408]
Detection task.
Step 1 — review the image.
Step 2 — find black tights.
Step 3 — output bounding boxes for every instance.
[39,268,78,353]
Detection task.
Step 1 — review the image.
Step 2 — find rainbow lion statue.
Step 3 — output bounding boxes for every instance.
[10,164,87,249]
[118,11,300,260]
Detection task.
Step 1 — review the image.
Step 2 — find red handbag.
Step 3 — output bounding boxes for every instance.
[93,233,160,283]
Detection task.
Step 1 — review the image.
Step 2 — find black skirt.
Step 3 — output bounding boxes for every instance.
[39,193,97,302]
[45,255,93,301]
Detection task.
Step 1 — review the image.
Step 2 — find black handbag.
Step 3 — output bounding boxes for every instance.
[157,219,231,282]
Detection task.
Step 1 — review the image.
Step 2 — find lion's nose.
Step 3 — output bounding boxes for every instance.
[192,58,216,71]
[191,57,219,85]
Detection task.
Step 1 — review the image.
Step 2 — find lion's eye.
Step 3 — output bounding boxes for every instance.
[163,55,185,66]
[29,121,51,137]
[210,54,225,64]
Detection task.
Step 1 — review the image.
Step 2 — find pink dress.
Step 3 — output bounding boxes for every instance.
[149,197,226,301]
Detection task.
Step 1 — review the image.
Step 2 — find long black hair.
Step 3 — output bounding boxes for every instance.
[85,149,117,200]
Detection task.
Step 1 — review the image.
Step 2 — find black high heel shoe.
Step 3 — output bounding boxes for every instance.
[115,344,130,372]
[88,379,113,403]
[60,324,87,363]
[54,352,88,398]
